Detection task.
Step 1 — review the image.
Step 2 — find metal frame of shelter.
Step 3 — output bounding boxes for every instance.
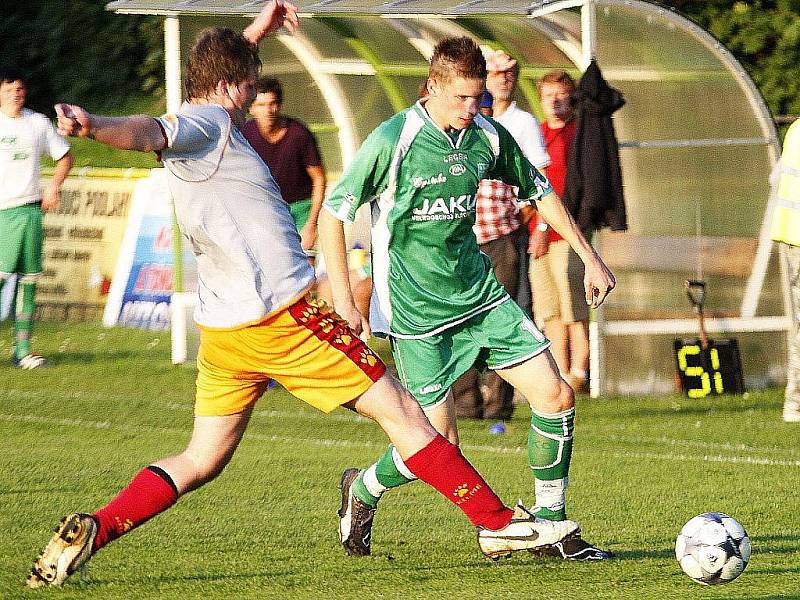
[107,0,790,395]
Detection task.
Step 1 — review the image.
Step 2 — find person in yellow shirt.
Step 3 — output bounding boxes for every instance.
[773,119,800,422]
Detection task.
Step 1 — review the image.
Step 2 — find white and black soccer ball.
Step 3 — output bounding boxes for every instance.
[675,512,751,585]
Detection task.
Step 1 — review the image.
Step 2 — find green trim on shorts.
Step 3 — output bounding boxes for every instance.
[390,298,550,407]
[0,203,44,275]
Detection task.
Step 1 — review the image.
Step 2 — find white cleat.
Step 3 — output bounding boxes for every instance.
[26,513,97,588]
[477,503,580,560]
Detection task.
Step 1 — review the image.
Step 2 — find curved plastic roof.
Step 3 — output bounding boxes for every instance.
[108,0,567,16]
[107,0,788,393]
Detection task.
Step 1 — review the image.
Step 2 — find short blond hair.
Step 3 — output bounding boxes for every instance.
[429,37,486,84]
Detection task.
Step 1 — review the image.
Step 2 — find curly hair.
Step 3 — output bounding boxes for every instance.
[429,37,486,84]
[185,27,261,99]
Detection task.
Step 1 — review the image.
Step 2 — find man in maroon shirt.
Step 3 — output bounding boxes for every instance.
[243,77,326,253]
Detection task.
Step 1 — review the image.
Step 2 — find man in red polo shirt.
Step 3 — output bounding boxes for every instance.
[529,70,588,392]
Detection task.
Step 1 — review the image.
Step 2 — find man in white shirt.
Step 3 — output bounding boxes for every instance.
[0,66,73,368]
[452,50,550,420]
[484,49,549,321]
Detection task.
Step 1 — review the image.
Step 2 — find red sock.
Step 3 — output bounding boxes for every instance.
[403,435,513,530]
[92,466,178,551]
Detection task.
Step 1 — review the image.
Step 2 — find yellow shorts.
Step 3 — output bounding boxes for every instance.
[195,295,386,416]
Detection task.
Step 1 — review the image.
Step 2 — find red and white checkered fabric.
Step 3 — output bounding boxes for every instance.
[474,179,521,245]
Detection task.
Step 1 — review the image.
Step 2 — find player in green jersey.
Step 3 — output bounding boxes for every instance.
[320,36,616,561]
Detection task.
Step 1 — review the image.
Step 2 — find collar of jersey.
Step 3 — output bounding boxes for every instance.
[413,101,468,150]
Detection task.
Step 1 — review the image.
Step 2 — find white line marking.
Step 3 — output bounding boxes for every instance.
[21,391,791,457]
[608,450,800,468]
[3,413,799,467]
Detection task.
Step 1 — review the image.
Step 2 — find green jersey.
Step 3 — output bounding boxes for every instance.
[324,102,553,338]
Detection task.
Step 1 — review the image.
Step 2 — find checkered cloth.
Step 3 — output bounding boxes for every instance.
[474,179,521,245]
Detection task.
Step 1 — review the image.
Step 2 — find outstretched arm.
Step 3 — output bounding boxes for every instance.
[55,104,166,152]
[243,0,299,44]
[536,191,616,308]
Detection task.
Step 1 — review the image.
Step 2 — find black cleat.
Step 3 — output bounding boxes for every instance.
[338,468,375,557]
[540,536,614,561]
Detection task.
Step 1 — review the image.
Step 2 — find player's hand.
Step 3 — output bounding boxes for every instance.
[337,301,372,341]
[300,222,317,251]
[584,256,616,309]
[529,229,550,259]
[55,103,93,138]
[42,184,60,212]
[244,0,299,43]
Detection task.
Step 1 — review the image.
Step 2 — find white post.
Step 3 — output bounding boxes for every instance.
[171,292,188,365]
[589,318,604,398]
[580,0,597,70]
[164,17,182,114]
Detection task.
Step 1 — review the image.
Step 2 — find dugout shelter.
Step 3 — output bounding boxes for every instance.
[106,0,789,396]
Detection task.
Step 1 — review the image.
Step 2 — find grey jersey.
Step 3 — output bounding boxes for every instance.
[158,103,314,329]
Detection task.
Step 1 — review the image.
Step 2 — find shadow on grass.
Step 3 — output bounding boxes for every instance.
[750,534,800,552]
[80,557,494,588]
[610,547,675,560]
[613,534,800,561]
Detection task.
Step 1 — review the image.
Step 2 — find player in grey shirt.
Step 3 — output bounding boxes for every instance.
[157,102,313,329]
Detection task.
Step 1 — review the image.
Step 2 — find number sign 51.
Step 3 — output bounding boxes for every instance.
[673,338,745,398]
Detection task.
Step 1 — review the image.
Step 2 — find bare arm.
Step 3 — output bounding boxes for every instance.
[55,104,166,152]
[536,190,616,308]
[42,152,73,211]
[318,210,370,337]
[243,0,299,44]
[300,164,327,250]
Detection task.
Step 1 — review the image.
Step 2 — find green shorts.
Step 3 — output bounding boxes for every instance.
[0,204,44,276]
[288,198,312,231]
[390,298,550,408]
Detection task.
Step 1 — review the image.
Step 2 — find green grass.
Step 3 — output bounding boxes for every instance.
[43,96,166,170]
[1,322,798,599]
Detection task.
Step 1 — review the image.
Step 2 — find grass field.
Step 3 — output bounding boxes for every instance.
[1,322,798,599]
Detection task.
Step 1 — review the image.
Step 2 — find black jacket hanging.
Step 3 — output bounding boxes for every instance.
[562,59,628,235]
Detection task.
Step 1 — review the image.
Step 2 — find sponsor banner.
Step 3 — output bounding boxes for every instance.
[37,175,138,309]
[103,169,196,331]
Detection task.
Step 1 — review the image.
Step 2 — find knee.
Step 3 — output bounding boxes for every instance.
[532,377,575,414]
[358,375,426,426]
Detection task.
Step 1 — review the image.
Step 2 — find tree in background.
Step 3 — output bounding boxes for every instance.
[663,0,800,120]
[0,2,162,116]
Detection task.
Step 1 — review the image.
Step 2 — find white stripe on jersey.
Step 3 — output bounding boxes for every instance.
[369,109,426,337]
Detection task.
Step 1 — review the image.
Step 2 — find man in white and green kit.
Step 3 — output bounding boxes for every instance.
[319,37,616,561]
[0,66,73,369]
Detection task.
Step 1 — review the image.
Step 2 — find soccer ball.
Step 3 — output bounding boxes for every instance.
[675,512,751,585]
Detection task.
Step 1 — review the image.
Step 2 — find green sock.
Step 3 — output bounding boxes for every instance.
[14,281,36,360]
[528,407,575,521]
[352,444,417,508]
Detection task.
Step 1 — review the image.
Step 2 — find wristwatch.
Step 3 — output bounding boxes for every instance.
[536,222,550,232]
